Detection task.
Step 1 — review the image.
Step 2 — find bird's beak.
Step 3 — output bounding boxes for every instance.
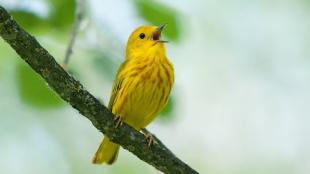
[152,24,168,43]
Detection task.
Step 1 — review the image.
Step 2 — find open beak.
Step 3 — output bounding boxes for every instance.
[152,24,168,43]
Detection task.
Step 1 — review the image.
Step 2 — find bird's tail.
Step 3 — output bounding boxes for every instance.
[92,137,120,165]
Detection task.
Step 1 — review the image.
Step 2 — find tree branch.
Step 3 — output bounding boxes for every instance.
[0,5,198,174]
[63,0,85,68]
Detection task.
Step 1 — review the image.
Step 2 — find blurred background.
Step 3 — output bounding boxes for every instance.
[1,0,310,173]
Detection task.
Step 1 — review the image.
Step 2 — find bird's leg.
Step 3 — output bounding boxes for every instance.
[114,115,123,128]
[141,128,156,147]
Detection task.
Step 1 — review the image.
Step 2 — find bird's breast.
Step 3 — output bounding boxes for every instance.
[116,58,174,129]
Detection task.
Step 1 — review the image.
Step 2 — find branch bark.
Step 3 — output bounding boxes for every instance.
[0,5,198,174]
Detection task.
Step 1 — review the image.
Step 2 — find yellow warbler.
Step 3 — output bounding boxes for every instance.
[92,24,174,165]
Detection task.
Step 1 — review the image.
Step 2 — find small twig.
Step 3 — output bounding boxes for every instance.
[63,0,85,69]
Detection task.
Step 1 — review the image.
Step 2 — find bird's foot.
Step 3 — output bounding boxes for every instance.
[142,129,156,147]
[114,115,123,128]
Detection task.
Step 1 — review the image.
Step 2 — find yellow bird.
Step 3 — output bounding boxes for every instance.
[92,24,174,165]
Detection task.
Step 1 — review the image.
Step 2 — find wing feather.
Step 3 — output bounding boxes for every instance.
[108,61,128,110]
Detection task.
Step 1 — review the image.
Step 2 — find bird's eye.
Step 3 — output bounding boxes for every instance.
[139,33,145,39]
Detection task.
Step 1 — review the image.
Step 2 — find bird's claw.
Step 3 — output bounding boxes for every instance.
[114,115,123,128]
[141,130,156,147]
[144,133,155,147]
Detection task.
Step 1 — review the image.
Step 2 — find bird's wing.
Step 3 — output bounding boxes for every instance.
[108,61,128,110]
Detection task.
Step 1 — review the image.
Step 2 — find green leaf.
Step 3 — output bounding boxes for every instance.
[0,43,17,77]
[91,52,120,81]
[8,0,74,31]
[16,62,64,109]
[159,96,175,120]
[133,0,181,41]
[48,0,75,29]
[10,10,48,31]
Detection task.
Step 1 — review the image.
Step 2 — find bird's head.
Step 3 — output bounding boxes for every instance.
[126,24,167,58]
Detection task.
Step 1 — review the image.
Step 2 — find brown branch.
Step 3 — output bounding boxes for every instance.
[0,5,198,174]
